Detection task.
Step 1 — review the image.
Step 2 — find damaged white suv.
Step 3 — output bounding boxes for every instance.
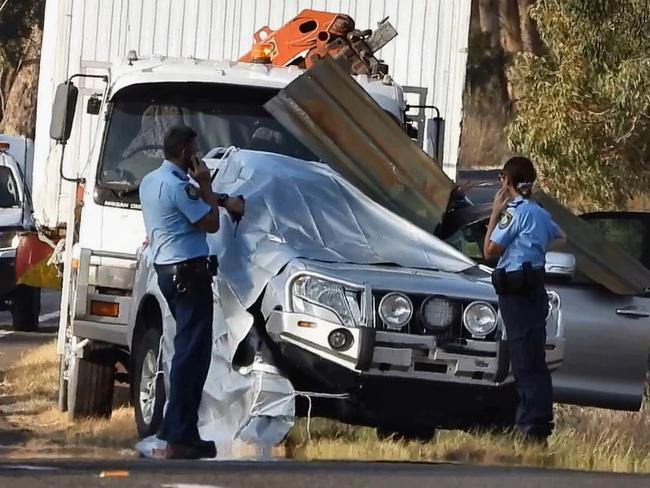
[128,149,564,443]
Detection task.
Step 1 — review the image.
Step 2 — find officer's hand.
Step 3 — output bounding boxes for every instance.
[224,196,245,219]
[188,155,211,187]
[492,188,509,214]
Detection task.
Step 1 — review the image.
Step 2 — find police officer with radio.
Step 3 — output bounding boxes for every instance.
[483,156,566,444]
[139,125,244,459]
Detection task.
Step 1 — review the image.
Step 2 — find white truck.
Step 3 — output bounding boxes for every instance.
[30,1,471,418]
[0,135,41,331]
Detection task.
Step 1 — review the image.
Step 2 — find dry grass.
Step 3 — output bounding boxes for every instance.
[1,341,649,472]
[285,399,650,473]
[0,340,137,459]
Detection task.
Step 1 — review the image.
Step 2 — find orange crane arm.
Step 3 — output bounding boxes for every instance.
[239,9,397,76]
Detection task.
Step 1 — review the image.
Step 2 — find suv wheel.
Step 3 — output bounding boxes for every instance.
[132,328,165,438]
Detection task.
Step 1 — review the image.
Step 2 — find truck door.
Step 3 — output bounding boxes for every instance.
[402,86,445,165]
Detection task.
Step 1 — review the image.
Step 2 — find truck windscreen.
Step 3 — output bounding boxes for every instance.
[0,166,19,208]
[95,82,316,205]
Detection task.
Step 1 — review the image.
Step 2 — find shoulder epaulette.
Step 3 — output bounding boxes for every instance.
[171,170,188,181]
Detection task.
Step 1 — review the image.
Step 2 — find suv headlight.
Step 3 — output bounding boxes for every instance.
[291,275,362,327]
[463,301,498,337]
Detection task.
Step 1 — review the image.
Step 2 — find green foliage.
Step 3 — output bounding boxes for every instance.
[507,0,650,210]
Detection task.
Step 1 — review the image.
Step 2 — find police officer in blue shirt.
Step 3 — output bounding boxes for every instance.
[483,156,566,444]
[139,125,244,459]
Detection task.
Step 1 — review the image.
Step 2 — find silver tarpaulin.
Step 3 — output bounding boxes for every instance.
[136,149,475,457]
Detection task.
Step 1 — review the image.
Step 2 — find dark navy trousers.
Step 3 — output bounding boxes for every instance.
[498,286,554,438]
[157,270,213,444]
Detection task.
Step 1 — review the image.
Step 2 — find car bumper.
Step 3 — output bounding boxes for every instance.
[266,311,565,387]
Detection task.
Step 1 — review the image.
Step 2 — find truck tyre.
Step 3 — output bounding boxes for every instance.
[12,285,41,332]
[67,341,115,420]
[58,355,68,412]
[132,328,165,438]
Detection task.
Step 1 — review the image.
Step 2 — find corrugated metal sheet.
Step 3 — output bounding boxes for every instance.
[33,0,470,228]
[535,192,650,295]
[266,57,455,233]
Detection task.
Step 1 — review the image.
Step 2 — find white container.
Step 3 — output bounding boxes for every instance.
[33,0,470,230]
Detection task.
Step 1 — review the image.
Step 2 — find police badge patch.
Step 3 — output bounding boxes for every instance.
[498,211,513,229]
[185,184,199,201]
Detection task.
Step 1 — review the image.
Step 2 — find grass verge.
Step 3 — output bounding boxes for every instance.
[1,341,648,472]
[285,406,650,473]
[0,340,137,458]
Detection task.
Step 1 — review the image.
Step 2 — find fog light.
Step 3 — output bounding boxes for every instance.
[328,328,353,351]
[463,301,497,337]
[420,296,459,333]
[379,293,413,330]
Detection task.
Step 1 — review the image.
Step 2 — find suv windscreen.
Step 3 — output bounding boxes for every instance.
[0,166,19,208]
[96,82,316,204]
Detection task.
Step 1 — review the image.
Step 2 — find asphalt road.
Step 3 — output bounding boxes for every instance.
[0,290,60,370]
[0,459,648,488]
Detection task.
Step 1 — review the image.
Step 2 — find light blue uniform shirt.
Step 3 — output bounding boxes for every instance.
[139,160,211,265]
[490,196,561,272]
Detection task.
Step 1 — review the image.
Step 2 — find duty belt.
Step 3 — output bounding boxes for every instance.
[154,256,218,276]
[491,262,545,295]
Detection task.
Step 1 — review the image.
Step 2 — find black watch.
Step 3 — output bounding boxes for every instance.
[217,193,229,206]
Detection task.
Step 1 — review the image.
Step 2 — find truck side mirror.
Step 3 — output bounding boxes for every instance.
[50,81,79,143]
[86,96,102,115]
[545,251,576,279]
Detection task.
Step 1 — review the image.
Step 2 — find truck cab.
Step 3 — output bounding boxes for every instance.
[0,136,40,331]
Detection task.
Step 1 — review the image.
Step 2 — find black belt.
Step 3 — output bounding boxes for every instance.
[492,262,545,295]
[154,256,218,276]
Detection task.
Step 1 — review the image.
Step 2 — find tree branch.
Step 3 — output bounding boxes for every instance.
[0,0,10,16]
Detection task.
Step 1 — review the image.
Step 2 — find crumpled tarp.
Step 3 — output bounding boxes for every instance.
[138,149,476,457]
[208,149,474,309]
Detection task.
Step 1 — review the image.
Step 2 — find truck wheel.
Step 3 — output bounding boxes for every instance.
[132,328,165,438]
[11,285,41,332]
[67,341,115,420]
[58,355,68,412]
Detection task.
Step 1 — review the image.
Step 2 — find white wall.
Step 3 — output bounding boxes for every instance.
[33,0,470,228]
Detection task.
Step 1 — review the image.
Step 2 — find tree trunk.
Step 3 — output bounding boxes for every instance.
[499,0,523,54]
[478,0,500,49]
[0,64,19,122]
[0,24,42,138]
[518,0,545,55]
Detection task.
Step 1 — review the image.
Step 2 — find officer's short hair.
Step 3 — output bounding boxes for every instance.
[502,156,536,197]
[163,125,197,160]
